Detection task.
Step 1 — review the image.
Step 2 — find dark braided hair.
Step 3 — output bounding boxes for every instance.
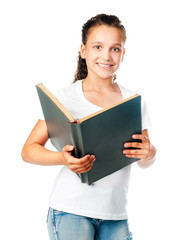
[73,14,127,83]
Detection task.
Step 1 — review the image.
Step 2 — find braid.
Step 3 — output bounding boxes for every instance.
[73,53,88,83]
[73,14,126,82]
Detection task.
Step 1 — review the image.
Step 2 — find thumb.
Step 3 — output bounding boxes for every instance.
[62,145,74,152]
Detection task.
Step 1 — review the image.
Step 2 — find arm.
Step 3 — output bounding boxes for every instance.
[21,120,95,172]
[123,129,156,168]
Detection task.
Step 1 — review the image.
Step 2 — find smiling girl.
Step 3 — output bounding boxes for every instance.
[22,14,156,240]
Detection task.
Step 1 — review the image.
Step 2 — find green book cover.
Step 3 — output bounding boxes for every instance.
[36,83,142,185]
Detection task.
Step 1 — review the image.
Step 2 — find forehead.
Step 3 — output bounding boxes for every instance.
[87,25,124,45]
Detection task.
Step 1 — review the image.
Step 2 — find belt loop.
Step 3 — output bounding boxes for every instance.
[51,208,54,223]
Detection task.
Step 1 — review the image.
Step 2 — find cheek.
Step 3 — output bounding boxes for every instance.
[114,55,123,65]
[86,51,99,62]
[112,52,123,62]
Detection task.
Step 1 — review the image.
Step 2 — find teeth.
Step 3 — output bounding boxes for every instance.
[98,63,112,68]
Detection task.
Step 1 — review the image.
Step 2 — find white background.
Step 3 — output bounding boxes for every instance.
[0,0,194,239]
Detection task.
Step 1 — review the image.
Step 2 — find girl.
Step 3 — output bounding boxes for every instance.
[22,14,156,240]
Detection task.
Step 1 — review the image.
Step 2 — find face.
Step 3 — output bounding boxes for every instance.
[80,25,126,81]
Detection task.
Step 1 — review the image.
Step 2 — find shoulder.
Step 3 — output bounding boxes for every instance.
[117,83,136,99]
[55,81,81,100]
[57,81,79,95]
[117,83,146,103]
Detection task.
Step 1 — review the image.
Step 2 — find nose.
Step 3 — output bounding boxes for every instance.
[102,48,111,61]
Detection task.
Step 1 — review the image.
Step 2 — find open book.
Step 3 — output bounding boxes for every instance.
[36,83,142,185]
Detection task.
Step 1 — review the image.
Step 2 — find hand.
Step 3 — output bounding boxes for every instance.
[62,145,96,174]
[123,134,151,159]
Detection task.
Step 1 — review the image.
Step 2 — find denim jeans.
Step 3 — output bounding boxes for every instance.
[47,208,133,240]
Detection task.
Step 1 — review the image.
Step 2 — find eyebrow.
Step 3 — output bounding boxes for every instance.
[91,41,122,47]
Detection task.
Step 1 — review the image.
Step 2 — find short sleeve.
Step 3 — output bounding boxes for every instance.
[141,97,152,130]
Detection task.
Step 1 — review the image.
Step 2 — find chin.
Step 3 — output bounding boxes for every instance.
[97,73,115,80]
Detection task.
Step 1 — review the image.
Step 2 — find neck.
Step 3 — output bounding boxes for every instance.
[83,75,115,91]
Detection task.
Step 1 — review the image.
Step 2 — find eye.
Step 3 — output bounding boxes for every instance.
[112,47,120,52]
[94,45,102,50]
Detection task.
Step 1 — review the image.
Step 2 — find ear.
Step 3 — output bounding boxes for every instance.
[80,43,86,59]
[121,48,126,62]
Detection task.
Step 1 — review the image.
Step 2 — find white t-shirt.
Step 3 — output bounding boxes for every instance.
[48,80,151,220]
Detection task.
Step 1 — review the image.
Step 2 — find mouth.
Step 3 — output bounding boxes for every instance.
[97,63,114,69]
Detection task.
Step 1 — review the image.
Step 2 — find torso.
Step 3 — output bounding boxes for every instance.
[49,80,150,220]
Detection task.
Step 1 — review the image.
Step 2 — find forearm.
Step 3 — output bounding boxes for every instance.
[137,144,157,168]
[21,143,64,166]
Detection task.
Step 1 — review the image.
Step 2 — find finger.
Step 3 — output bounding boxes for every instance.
[125,154,147,159]
[78,155,95,169]
[124,142,142,149]
[132,134,150,143]
[71,155,96,173]
[80,154,96,165]
[124,140,151,152]
[71,162,93,173]
[62,145,74,152]
[123,149,149,156]
[66,154,90,165]
[66,154,95,167]
[125,142,150,150]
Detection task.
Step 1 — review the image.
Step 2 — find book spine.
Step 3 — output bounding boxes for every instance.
[70,123,89,184]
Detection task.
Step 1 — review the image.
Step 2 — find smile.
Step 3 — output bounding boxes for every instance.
[97,63,114,69]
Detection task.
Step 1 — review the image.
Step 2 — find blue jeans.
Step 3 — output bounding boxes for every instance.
[47,208,132,240]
